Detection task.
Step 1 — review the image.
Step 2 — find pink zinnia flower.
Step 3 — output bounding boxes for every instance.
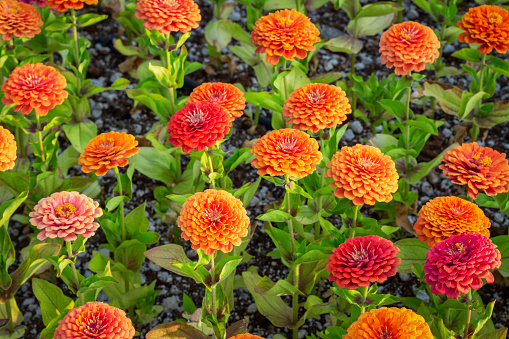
[423,234,501,299]
[29,191,103,242]
[327,235,401,289]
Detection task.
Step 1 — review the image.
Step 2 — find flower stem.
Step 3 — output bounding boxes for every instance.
[284,174,296,255]
[70,10,82,121]
[359,285,369,314]
[292,264,300,339]
[114,167,126,241]
[445,307,451,329]
[464,289,473,339]
[397,0,403,23]
[67,241,84,305]
[165,34,176,116]
[5,298,14,333]
[36,115,45,161]
[430,5,448,116]
[210,253,217,339]
[207,150,216,189]
[403,73,413,198]
[314,130,327,240]
[253,54,262,126]
[352,204,359,227]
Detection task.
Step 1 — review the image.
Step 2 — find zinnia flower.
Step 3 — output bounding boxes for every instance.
[458,5,509,54]
[379,21,440,76]
[230,335,265,339]
[344,307,433,339]
[1,63,68,116]
[327,235,401,289]
[44,0,96,11]
[29,191,103,242]
[414,196,490,247]
[326,144,398,206]
[54,302,135,339]
[18,0,44,7]
[78,131,139,176]
[187,82,246,119]
[282,83,351,133]
[178,189,250,255]
[439,142,509,200]
[135,0,201,34]
[0,126,16,172]
[423,234,501,299]
[251,8,320,65]
[167,102,232,153]
[0,0,42,41]
[250,128,322,178]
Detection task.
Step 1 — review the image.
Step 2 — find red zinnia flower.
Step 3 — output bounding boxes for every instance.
[0,0,42,41]
[187,82,246,119]
[135,0,201,34]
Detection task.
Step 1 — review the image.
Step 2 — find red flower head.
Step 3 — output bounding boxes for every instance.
[135,0,201,34]
[0,0,42,40]
[187,82,246,119]
[327,235,401,289]
[423,234,501,299]
[439,142,509,200]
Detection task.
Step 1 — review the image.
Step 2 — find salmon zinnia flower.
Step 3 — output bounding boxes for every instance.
[414,196,490,247]
[326,144,398,206]
[1,63,68,116]
[178,189,249,255]
[0,0,42,41]
[187,82,246,119]
[135,0,201,34]
[379,21,440,76]
[251,9,320,65]
[458,5,509,54]
[424,234,501,299]
[0,126,16,172]
[283,83,351,133]
[44,0,96,11]
[78,131,139,176]
[230,335,265,339]
[344,307,433,339]
[168,102,232,153]
[439,142,509,200]
[29,191,103,242]
[250,128,322,178]
[327,235,401,289]
[54,302,135,339]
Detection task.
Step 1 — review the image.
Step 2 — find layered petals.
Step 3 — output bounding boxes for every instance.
[187,82,246,119]
[230,335,265,339]
[0,0,42,40]
[0,126,16,171]
[44,0,97,11]
[135,0,201,34]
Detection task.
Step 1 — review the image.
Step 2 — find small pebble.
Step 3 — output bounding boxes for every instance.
[442,128,452,139]
[350,120,363,134]
[494,212,505,223]
[422,181,434,196]
[343,129,355,141]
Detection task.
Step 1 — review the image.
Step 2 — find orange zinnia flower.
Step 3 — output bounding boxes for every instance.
[1,63,68,116]
[379,21,440,76]
[458,5,509,54]
[78,131,139,176]
[54,302,135,339]
[0,0,42,41]
[439,142,509,200]
[187,82,246,119]
[414,196,490,247]
[178,189,250,255]
[44,0,97,11]
[135,0,201,34]
[283,83,351,133]
[344,307,433,339]
[251,9,320,65]
[250,128,322,178]
[0,126,16,171]
[230,335,265,339]
[326,144,398,206]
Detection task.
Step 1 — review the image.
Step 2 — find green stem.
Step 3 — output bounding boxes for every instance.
[352,204,359,227]
[36,115,45,161]
[403,73,413,198]
[165,34,176,116]
[175,152,181,183]
[430,4,448,116]
[478,53,487,96]
[210,253,217,339]
[114,167,126,241]
[445,308,451,329]
[284,174,296,255]
[464,289,472,339]
[350,5,359,113]
[214,1,221,20]
[397,0,403,23]
[71,10,82,121]
[292,265,299,339]
[5,298,14,333]
[67,241,84,305]
[15,115,26,158]
[314,130,326,240]
[253,54,262,126]
[359,285,369,314]
[207,150,216,189]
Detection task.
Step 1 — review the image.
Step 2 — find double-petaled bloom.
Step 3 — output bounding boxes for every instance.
[0,126,16,172]
[178,189,250,255]
[78,131,139,176]
[1,63,68,116]
[135,0,201,34]
[29,191,103,242]
[230,335,265,339]
[379,21,440,76]
[54,302,135,339]
[251,9,320,65]
[344,307,433,339]
[423,234,501,299]
[250,128,322,178]
[439,142,509,200]
[187,82,246,119]
[458,5,509,54]
[44,0,97,11]
[414,196,490,247]
[0,0,42,41]
[283,83,351,133]
[326,144,398,206]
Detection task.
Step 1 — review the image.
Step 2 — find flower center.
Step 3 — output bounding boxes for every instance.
[7,3,22,14]
[21,73,46,88]
[276,137,298,154]
[99,138,116,149]
[487,12,502,25]
[210,92,224,100]
[471,152,492,167]
[398,26,418,42]
[378,326,392,339]
[451,207,465,216]
[277,16,294,28]
[55,203,77,218]
[83,316,103,335]
[184,108,209,126]
[203,205,223,228]
[306,90,325,104]
[447,242,466,256]
[358,155,378,170]
[163,0,179,7]
[349,244,370,262]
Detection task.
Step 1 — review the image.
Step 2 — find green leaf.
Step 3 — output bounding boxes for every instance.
[473,300,496,336]
[255,276,303,296]
[45,21,71,31]
[273,67,310,99]
[114,240,146,272]
[356,1,402,18]
[403,116,438,135]
[132,147,175,185]
[286,183,313,200]
[324,35,363,54]
[310,72,342,84]
[477,328,508,339]
[244,92,284,113]
[62,121,97,153]
[486,56,509,77]
[32,278,74,326]
[257,210,292,222]
[394,239,429,274]
[204,20,233,52]
[491,235,509,277]
[126,89,172,120]
[422,81,463,116]
[77,13,107,27]
[215,256,242,284]
[146,321,209,339]
[0,191,28,226]
[0,226,13,290]
[347,13,395,37]
[149,63,173,88]
[452,48,482,62]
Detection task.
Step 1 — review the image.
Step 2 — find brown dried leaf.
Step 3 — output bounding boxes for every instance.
[242,140,255,148]
[119,56,144,76]
[451,123,471,145]
[246,125,257,136]
[395,202,417,236]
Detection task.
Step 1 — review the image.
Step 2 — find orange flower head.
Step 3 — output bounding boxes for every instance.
[1,63,68,116]
[458,5,509,54]
[344,307,433,339]
[0,0,42,41]
[251,9,320,65]
[326,144,398,206]
[414,196,490,247]
[44,0,96,11]
[178,189,250,255]
[283,83,351,133]
[0,126,16,171]
[54,301,135,339]
[187,82,246,119]
[250,128,322,178]
[230,335,265,339]
[135,0,201,34]
[439,142,509,200]
[78,131,139,176]
[379,21,440,76]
